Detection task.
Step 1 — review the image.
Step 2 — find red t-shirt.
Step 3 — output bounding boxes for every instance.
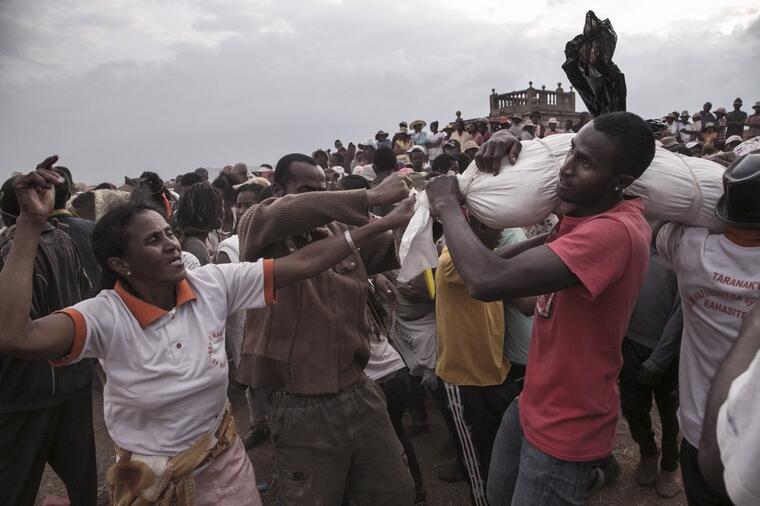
[520,198,651,462]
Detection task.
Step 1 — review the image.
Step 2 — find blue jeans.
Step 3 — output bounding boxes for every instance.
[486,399,605,505]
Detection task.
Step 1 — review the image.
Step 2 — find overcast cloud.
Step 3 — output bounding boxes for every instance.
[1,0,758,183]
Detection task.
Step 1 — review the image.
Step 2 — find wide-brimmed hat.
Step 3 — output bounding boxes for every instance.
[754,101,760,109]
[660,136,679,148]
[410,120,426,129]
[511,114,522,121]
[548,117,559,124]
[703,122,717,131]
[407,145,427,154]
[375,130,389,139]
[444,139,461,150]
[358,139,377,149]
[522,119,535,127]
[680,110,690,117]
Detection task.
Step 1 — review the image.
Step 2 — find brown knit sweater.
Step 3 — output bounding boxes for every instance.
[237,190,399,394]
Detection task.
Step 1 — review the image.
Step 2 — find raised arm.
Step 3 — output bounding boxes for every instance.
[273,198,414,289]
[425,176,580,301]
[0,157,77,360]
[241,174,409,260]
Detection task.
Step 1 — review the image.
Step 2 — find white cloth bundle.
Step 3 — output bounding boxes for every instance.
[398,133,726,282]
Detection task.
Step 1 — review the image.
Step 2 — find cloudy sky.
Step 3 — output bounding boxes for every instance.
[1,0,758,183]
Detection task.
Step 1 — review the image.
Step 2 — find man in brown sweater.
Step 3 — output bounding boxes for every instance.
[238,153,415,505]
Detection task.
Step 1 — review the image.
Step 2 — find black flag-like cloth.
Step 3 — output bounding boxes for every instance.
[562,11,627,116]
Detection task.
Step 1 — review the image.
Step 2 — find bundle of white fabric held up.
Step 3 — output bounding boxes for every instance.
[398,133,726,282]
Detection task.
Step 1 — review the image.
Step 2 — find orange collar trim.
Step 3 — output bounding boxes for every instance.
[724,226,760,247]
[114,279,197,328]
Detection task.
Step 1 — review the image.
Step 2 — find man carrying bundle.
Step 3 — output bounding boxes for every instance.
[425,111,655,506]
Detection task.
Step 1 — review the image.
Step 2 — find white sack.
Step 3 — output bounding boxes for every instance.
[398,133,726,282]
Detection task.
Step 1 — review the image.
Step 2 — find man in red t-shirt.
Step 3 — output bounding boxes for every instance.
[426,111,655,505]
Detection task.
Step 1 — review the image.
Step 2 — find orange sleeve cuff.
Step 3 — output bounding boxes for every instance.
[50,308,87,367]
[263,258,276,305]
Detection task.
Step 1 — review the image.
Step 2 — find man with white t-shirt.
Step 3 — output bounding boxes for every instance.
[655,153,760,505]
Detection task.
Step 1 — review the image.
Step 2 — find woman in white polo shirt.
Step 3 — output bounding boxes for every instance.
[0,157,413,505]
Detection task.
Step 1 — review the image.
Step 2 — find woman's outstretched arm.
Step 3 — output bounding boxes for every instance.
[273,197,414,289]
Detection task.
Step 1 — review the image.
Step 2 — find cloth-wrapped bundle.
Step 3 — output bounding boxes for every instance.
[398,133,726,282]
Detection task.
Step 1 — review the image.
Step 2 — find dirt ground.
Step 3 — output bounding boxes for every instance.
[37,385,686,506]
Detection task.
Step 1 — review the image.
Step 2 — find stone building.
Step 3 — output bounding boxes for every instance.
[488,82,582,127]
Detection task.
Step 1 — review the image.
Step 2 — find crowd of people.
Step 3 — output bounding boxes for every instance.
[0,99,759,506]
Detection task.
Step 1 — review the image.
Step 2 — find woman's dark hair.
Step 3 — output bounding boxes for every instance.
[592,112,655,179]
[211,173,236,205]
[92,204,155,289]
[274,153,317,188]
[337,174,372,190]
[174,182,222,237]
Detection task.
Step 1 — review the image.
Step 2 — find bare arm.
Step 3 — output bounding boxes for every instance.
[0,160,76,360]
[429,185,579,301]
[241,174,409,260]
[273,198,414,290]
[699,302,760,495]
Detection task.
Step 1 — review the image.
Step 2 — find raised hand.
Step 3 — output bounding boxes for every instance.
[381,196,416,229]
[366,173,410,207]
[426,175,464,214]
[475,131,522,175]
[13,155,63,220]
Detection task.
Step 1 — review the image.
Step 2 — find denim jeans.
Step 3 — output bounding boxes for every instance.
[487,399,605,506]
